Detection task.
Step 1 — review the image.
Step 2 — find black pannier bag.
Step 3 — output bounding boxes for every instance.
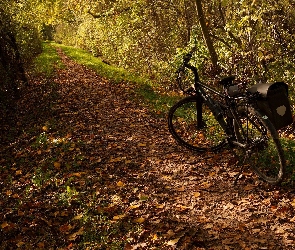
[248,82,293,130]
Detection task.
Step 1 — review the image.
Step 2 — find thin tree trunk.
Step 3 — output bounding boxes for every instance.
[195,0,219,70]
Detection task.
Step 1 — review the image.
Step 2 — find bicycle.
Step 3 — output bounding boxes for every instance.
[168,48,293,184]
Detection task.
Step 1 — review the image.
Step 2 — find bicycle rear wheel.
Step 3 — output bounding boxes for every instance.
[235,107,285,184]
[168,96,227,152]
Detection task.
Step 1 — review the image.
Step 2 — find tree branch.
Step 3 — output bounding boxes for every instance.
[218,2,242,47]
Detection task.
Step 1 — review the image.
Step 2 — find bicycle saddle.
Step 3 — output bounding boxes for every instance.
[219,75,236,86]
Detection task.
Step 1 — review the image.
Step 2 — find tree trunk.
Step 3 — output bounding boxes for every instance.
[195,0,219,71]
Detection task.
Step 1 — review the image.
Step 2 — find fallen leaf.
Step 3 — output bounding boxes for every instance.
[117,181,124,187]
[194,192,201,198]
[15,170,22,175]
[109,157,122,163]
[167,237,180,246]
[12,193,20,198]
[113,214,126,220]
[1,221,9,229]
[134,217,145,223]
[244,184,255,191]
[16,241,25,247]
[155,204,165,209]
[209,172,216,177]
[54,162,61,169]
[6,190,12,196]
[200,182,211,188]
[71,172,86,177]
[73,213,84,220]
[128,204,141,210]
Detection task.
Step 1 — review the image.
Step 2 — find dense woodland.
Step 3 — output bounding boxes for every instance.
[2,0,295,249]
[1,0,295,99]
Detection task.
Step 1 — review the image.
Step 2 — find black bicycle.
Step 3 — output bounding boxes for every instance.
[168,48,293,184]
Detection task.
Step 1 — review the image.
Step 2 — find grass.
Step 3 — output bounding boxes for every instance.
[32,42,65,77]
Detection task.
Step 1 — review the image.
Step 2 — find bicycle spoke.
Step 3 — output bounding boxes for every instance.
[168,96,227,152]
[235,108,285,184]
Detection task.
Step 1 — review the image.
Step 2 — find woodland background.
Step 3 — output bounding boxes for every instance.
[1,0,295,100]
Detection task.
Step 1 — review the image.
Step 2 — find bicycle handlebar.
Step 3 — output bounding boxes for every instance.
[183,47,196,65]
[176,47,200,93]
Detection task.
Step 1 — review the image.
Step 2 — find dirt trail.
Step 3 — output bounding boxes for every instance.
[1,48,295,249]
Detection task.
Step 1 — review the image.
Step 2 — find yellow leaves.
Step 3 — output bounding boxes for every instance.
[200,181,212,188]
[109,157,123,163]
[1,221,9,229]
[6,190,13,196]
[152,233,158,241]
[15,170,22,175]
[117,181,125,187]
[54,161,61,169]
[5,190,19,198]
[72,213,84,220]
[209,171,216,177]
[194,192,201,198]
[113,214,126,220]
[16,241,25,248]
[155,204,165,209]
[42,126,48,132]
[127,204,141,210]
[175,204,191,212]
[134,217,145,223]
[70,172,87,177]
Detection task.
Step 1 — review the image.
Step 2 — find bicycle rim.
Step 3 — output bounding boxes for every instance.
[236,107,285,184]
[168,96,227,152]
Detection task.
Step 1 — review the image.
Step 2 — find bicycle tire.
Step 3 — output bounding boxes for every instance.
[168,96,227,152]
[235,107,285,184]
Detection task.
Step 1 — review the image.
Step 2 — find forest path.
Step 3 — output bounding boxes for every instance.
[1,47,295,249]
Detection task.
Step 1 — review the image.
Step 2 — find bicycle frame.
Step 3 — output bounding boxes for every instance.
[186,63,255,149]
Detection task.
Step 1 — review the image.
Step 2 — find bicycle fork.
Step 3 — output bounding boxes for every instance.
[197,89,232,138]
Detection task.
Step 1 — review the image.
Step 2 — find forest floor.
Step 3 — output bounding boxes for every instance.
[1,47,295,250]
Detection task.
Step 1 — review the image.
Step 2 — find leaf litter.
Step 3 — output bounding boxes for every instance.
[0,47,295,249]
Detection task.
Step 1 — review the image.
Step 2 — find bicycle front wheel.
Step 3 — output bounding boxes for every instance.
[235,107,285,184]
[168,96,227,152]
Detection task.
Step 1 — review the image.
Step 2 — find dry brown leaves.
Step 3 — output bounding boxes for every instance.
[0,48,295,249]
